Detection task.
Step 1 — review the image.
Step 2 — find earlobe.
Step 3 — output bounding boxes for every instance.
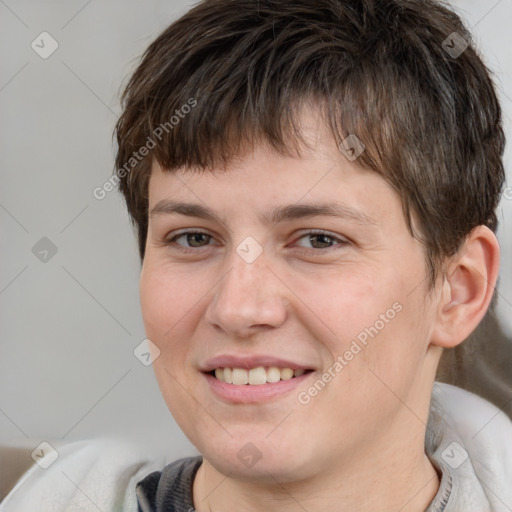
[430,225,500,348]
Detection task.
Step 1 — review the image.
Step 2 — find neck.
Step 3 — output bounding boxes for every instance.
[192,434,440,512]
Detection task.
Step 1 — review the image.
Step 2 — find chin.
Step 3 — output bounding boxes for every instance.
[197,434,319,483]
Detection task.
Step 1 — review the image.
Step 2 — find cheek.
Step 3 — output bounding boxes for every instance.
[353,283,434,396]
[302,272,381,347]
[140,262,200,331]
[139,269,166,342]
[139,265,195,360]
[313,267,424,370]
[140,267,202,421]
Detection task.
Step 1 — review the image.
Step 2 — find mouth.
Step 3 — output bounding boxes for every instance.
[200,355,317,402]
[208,366,314,385]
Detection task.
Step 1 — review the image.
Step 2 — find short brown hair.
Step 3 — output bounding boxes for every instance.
[114,0,505,284]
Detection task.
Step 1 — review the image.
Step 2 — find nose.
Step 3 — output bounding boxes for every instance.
[204,248,289,339]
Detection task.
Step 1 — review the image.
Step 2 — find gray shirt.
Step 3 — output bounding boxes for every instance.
[1,383,510,511]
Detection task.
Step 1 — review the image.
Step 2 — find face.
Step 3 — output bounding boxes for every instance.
[140,110,441,484]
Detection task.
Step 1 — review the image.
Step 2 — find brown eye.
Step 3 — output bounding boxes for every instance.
[167,231,214,249]
[294,230,349,252]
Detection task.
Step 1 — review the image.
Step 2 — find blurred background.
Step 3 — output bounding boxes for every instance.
[1,0,511,459]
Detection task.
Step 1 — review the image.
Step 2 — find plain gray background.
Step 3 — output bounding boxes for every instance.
[1,0,511,459]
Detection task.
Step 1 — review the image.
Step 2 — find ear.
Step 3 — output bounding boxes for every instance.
[430,225,500,348]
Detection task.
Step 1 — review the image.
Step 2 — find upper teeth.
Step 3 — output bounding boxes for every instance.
[214,367,306,385]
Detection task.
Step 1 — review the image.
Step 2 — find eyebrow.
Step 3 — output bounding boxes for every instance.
[149,200,378,226]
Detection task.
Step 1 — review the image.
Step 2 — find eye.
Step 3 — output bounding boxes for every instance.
[166,231,215,251]
[165,229,349,254]
[293,230,349,252]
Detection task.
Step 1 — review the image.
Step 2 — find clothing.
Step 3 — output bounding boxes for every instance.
[1,383,511,511]
[136,456,202,511]
[0,438,166,512]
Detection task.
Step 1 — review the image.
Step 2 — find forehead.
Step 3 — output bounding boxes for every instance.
[147,156,399,241]
[146,103,407,232]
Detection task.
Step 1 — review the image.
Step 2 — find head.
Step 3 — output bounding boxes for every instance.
[114,0,503,483]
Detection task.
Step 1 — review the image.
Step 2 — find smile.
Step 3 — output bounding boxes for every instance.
[211,366,312,385]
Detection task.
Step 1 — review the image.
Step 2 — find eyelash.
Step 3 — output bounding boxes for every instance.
[165,230,349,255]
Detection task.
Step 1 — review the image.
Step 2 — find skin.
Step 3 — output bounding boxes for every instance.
[139,107,499,512]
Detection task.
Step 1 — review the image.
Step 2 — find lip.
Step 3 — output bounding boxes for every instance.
[200,354,314,373]
[203,370,313,404]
